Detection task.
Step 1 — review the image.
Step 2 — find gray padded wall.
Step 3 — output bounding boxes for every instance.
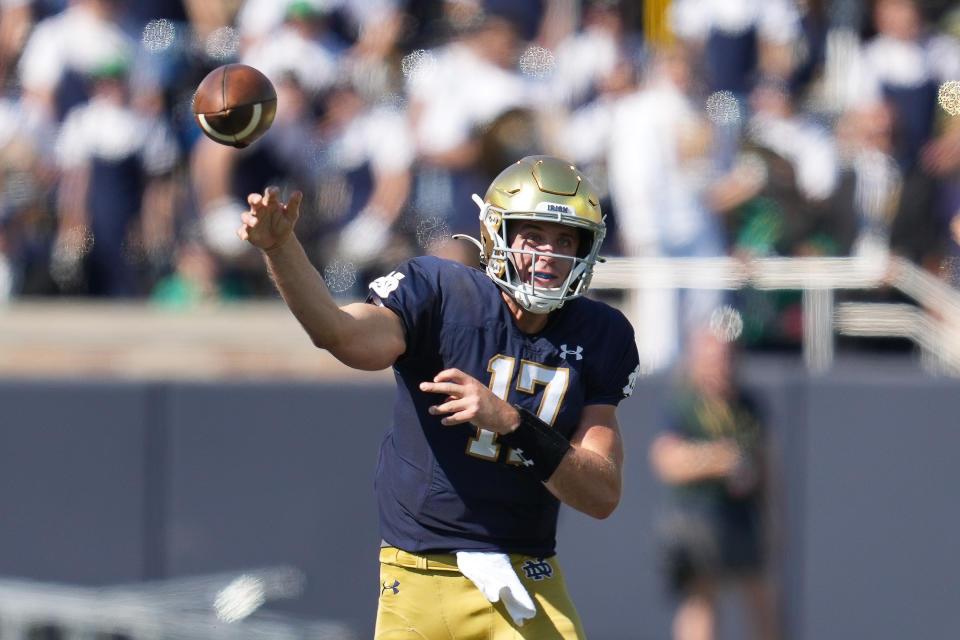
[0,382,154,584]
[0,358,958,639]
[162,381,390,633]
[800,364,960,640]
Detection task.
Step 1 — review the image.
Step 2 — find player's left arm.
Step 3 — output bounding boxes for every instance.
[543,403,623,520]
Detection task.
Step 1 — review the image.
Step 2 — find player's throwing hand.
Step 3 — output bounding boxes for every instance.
[238,186,302,252]
[420,368,519,434]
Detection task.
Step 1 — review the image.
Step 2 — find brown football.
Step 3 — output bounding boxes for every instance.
[193,64,277,148]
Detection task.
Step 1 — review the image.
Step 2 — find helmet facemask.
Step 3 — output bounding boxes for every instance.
[475,196,606,314]
[453,156,607,314]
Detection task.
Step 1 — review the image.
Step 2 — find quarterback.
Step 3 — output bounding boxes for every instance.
[238,155,641,639]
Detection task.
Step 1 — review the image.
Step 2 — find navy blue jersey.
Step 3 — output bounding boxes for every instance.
[366,256,640,556]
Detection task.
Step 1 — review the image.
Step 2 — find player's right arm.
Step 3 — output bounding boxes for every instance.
[239,186,406,371]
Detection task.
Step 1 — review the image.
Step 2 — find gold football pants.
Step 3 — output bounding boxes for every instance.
[375,547,586,639]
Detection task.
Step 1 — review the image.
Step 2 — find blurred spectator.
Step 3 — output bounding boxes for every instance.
[0,55,60,300]
[736,75,839,257]
[242,0,410,114]
[829,99,902,262]
[236,0,403,62]
[125,1,206,118]
[190,0,349,274]
[312,73,415,299]
[853,0,960,174]
[828,100,914,353]
[403,0,542,266]
[0,0,957,378]
[150,239,242,308]
[17,0,137,123]
[668,0,802,98]
[242,0,348,99]
[718,77,841,349]
[789,0,830,97]
[832,0,960,277]
[547,60,638,257]
[188,71,324,292]
[0,0,33,84]
[235,0,290,49]
[547,0,641,109]
[649,324,780,640]
[335,0,407,64]
[542,0,642,257]
[602,45,729,372]
[52,56,180,296]
[668,0,804,171]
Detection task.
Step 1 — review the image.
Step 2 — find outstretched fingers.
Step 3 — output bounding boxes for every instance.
[237,186,303,249]
[262,186,279,207]
[285,190,303,213]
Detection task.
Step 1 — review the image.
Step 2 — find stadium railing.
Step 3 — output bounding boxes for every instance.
[591,255,960,374]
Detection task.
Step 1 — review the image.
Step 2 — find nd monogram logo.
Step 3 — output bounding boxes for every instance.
[521,559,554,581]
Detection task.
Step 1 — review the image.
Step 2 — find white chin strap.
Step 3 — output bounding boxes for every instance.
[513,285,564,314]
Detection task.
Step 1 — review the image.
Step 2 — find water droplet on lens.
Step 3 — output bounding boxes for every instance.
[519,46,555,78]
[709,304,744,342]
[205,27,239,61]
[705,91,741,125]
[323,259,358,294]
[143,19,176,52]
[938,81,960,116]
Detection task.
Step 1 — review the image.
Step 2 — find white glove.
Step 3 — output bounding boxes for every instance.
[456,551,537,626]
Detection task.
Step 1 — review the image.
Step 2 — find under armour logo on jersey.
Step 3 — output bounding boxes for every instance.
[559,344,583,360]
[521,559,554,581]
[381,579,399,595]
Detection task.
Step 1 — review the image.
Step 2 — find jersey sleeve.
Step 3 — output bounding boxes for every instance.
[366,257,439,359]
[585,308,641,406]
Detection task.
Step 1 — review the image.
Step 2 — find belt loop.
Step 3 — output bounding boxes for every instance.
[416,555,427,570]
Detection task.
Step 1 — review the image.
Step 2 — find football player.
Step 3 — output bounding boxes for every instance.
[238,155,641,639]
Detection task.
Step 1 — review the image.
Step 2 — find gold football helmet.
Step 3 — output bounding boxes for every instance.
[457,155,606,314]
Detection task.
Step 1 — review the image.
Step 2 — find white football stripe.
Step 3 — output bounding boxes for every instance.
[233,103,263,141]
[196,113,234,143]
[196,103,263,144]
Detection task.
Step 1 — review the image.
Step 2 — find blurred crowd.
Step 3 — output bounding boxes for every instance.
[1,0,960,368]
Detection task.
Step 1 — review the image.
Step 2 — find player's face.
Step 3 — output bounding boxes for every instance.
[509,221,580,289]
